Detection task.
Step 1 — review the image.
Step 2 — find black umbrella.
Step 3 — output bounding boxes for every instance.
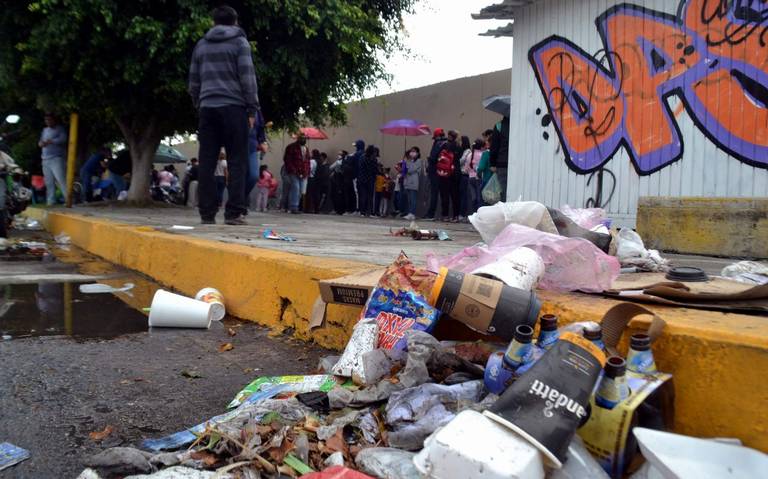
[482,95,511,116]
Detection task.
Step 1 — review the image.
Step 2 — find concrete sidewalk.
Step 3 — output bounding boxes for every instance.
[44,204,734,273]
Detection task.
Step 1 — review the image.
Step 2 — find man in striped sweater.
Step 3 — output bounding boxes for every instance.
[189,5,260,225]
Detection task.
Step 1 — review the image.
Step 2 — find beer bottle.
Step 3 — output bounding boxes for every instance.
[626,333,657,377]
[503,324,534,369]
[595,356,631,409]
[536,314,559,350]
[582,324,606,351]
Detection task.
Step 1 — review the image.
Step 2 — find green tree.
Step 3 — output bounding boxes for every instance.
[0,0,415,201]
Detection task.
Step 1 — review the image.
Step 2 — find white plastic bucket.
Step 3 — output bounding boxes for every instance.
[471,247,545,291]
[148,290,213,329]
[195,287,226,321]
[413,410,544,479]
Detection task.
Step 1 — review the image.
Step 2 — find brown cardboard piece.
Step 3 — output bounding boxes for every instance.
[318,268,385,306]
[448,273,504,333]
[312,268,384,330]
[604,273,768,313]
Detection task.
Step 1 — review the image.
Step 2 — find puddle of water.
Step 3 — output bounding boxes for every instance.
[0,282,149,339]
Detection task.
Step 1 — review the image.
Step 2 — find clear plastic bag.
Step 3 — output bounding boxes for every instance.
[427,223,620,293]
[468,201,557,244]
[481,173,502,204]
[561,204,606,230]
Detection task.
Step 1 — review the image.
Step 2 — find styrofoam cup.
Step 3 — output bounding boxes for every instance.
[195,287,226,321]
[471,247,545,291]
[148,290,213,329]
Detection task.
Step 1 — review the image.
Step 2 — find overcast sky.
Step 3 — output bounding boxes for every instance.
[366,0,513,97]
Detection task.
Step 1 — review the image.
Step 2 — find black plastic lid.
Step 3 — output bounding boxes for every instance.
[665,266,709,282]
[514,324,534,343]
[583,324,602,341]
[630,333,651,351]
[539,314,558,331]
[604,356,626,378]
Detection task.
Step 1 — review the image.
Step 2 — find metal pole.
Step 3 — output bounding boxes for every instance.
[65,113,79,208]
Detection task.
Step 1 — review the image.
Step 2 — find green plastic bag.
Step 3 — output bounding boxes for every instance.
[482,173,502,204]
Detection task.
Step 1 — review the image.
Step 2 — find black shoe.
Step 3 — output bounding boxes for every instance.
[290,210,302,215]
[201,217,216,225]
[224,215,247,225]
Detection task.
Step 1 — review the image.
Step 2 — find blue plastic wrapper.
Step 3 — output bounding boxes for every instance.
[364,287,439,351]
[0,442,30,471]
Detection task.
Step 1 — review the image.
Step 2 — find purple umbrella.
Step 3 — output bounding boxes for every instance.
[380,119,431,150]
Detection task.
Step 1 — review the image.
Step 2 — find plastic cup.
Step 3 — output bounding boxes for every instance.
[484,332,606,468]
[148,290,213,329]
[195,287,226,321]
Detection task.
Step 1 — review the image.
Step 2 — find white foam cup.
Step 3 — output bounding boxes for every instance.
[195,287,226,321]
[148,290,213,329]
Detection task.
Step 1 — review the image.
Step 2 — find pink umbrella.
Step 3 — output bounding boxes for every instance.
[380,119,431,149]
[299,127,328,140]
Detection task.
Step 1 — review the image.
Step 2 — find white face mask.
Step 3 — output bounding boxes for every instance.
[409,152,417,159]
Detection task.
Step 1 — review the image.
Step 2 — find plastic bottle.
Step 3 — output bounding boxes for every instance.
[582,324,606,351]
[503,324,534,368]
[537,314,559,350]
[595,356,631,409]
[626,333,657,377]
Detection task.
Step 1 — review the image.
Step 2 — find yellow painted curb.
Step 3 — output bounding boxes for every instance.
[27,207,768,451]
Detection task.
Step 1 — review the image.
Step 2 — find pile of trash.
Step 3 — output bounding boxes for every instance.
[76,250,768,479]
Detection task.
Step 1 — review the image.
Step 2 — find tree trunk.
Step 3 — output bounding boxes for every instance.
[116,116,161,204]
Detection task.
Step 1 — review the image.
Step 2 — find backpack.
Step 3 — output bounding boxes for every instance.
[436,149,455,177]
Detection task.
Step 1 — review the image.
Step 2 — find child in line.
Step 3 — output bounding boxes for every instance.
[255,164,274,212]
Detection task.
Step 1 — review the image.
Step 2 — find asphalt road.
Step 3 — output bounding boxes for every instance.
[0,232,327,478]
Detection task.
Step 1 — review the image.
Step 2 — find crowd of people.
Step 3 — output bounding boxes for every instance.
[273,120,509,221]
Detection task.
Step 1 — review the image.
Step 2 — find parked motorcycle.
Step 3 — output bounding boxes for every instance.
[0,114,31,238]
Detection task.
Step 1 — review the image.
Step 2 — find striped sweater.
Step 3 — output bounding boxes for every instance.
[188,25,260,115]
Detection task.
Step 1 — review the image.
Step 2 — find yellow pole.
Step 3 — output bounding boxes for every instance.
[65,112,79,208]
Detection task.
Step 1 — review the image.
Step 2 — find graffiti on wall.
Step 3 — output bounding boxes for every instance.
[529,0,768,175]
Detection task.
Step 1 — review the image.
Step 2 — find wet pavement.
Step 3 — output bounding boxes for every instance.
[0,231,327,478]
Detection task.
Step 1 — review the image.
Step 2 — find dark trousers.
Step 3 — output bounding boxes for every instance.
[358,182,373,216]
[215,175,226,206]
[343,176,357,212]
[374,192,383,216]
[459,174,469,217]
[197,106,247,220]
[438,176,459,219]
[426,172,439,218]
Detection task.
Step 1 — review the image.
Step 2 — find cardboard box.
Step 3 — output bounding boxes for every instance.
[311,269,384,330]
[318,269,384,306]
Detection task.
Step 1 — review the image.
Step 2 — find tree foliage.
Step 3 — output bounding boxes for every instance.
[0,0,416,200]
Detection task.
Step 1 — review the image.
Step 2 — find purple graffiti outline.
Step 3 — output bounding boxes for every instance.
[529,0,768,175]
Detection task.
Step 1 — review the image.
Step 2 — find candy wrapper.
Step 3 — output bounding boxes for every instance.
[378,252,436,298]
[365,287,439,350]
[228,374,340,409]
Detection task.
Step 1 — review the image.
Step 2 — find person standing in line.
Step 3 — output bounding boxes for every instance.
[183,158,199,206]
[424,128,447,220]
[380,167,392,217]
[357,145,377,217]
[314,152,330,214]
[330,150,347,214]
[343,140,364,214]
[215,150,228,207]
[254,164,273,212]
[403,146,422,221]
[457,135,472,222]
[373,164,387,217]
[245,110,267,209]
[305,149,320,212]
[436,130,462,222]
[38,113,68,205]
[282,132,310,214]
[489,116,510,201]
[189,5,259,225]
[466,138,486,214]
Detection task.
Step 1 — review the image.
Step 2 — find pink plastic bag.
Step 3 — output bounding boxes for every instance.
[427,224,619,293]
[561,205,606,230]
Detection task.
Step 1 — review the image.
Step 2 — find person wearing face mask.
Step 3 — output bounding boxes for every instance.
[403,146,423,221]
[330,150,347,214]
[282,132,310,214]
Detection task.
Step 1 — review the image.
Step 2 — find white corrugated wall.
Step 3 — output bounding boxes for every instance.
[507,0,768,227]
